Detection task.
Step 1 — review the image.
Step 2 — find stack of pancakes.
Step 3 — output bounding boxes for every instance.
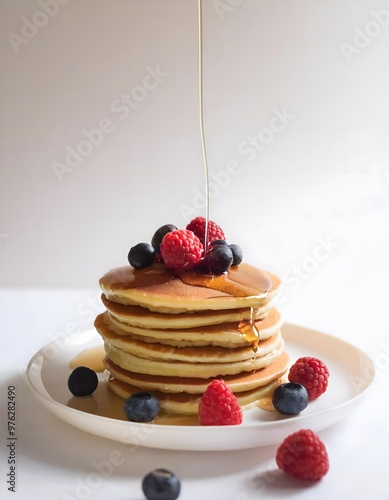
[95,262,289,415]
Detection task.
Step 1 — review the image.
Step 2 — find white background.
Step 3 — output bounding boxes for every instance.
[1,0,389,499]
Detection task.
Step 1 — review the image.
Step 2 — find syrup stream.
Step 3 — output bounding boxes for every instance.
[67,5,276,424]
[198,0,210,252]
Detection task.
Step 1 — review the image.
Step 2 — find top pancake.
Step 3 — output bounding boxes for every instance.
[99,262,280,313]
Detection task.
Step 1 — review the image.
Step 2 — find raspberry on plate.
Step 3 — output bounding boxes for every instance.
[198,379,242,425]
[288,357,330,400]
[186,216,226,246]
[276,429,329,481]
[160,229,203,270]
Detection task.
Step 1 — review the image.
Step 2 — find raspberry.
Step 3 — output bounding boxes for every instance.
[276,429,329,481]
[186,217,226,246]
[160,229,203,270]
[288,357,330,400]
[198,379,242,425]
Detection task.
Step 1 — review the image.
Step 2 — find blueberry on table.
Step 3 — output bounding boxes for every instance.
[124,392,160,422]
[272,382,309,415]
[142,468,181,500]
[68,366,98,396]
[128,243,156,268]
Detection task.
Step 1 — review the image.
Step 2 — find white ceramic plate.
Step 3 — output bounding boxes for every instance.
[26,323,375,451]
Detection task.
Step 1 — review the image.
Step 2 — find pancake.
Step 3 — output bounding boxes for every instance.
[99,263,280,313]
[96,314,282,363]
[94,307,283,348]
[106,313,255,347]
[101,294,273,329]
[104,351,290,394]
[97,258,287,416]
[108,376,283,414]
[103,338,284,379]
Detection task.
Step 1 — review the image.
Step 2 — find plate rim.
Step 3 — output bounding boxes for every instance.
[25,323,376,448]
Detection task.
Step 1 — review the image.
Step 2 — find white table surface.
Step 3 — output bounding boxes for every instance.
[1,1,389,497]
[1,274,388,500]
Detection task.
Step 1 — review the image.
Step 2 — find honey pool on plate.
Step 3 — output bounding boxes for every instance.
[67,345,277,426]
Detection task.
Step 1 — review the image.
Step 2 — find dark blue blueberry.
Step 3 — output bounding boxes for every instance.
[203,245,233,274]
[228,244,243,266]
[210,239,228,246]
[151,224,178,252]
[123,392,160,422]
[272,382,309,415]
[68,366,98,397]
[142,468,181,500]
[128,243,156,268]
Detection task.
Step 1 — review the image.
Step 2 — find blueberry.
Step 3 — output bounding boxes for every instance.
[128,243,156,268]
[123,392,160,422]
[228,244,243,266]
[272,382,309,415]
[68,366,98,397]
[142,468,181,500]
[203,245,233,274]
[151,224,178,252]
[210,239,228,246]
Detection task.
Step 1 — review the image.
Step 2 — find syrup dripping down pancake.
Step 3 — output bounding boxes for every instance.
[94,307,283,348]
[97,261,287,415]
[96,315,282,363]
[104,351,290,395]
